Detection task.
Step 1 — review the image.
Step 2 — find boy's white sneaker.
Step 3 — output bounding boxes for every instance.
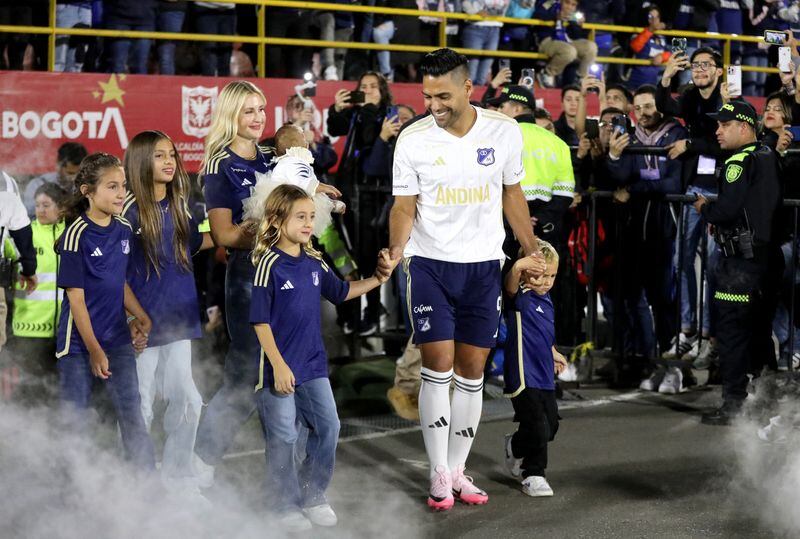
[639,369,665,391]
[504,434,522,478]
[521,475,553,497]
[658,367,685,395]
[279,511,313,532]
[303,504,338,527]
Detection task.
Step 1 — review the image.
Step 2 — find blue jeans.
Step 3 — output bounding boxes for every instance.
[461,24,500,85]
[55,3,92,72]
[373,20,395,78]
[156,10,185,75]
[256,377,340,513]
[107,22,154,74]
[677,186,720,335]
[743,48,768,97]
[195,249,260,464]
[58,345,155,471]
[194,7,236,76]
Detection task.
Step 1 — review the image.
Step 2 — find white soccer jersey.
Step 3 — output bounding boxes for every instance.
[392,106,525,263]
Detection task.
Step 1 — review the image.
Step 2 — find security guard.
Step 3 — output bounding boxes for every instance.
[693,100,782,425]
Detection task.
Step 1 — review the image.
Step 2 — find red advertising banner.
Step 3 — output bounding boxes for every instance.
[0,71,766,176]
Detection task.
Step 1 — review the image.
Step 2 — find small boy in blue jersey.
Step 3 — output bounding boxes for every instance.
[502,240,567,497]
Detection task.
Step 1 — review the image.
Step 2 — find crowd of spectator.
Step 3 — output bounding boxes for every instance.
[2,0,800,97]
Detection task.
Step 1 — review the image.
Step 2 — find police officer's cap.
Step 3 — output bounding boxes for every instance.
[488,85,535,108]
[707,99,757,127]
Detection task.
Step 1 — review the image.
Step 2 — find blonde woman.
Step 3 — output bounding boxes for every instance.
[194,81,274,482]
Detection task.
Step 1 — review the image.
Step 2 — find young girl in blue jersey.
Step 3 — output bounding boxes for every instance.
[122,130,215,489]
[194,80,275,478]
[250,184,392,531]
[502,240,567,498]
[56,152,155,471]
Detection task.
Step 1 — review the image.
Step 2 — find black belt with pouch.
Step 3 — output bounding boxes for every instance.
[714,226,754,260]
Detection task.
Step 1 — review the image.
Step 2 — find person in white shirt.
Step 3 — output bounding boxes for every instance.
[0,170,38,353]
[388,48,543,511]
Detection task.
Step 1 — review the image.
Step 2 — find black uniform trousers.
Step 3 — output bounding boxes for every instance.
[510,388,559,478]
[713,245,782,404]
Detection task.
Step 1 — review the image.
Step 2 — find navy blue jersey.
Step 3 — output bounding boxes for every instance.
[250,248,349,390]
[56,214,133,357]
[202,145,273,224]
[503,289,556,395]
[122,194,203,347]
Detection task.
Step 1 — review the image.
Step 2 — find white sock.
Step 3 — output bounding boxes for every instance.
[447,374,484,473]
[419,367,453,479]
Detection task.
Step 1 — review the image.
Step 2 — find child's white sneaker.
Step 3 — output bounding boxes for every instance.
[504,434,522,478]
[303,504,338,527]
[521,475,553,497]
[279,511,313,532]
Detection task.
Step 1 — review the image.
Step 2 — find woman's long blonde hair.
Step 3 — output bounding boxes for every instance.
[202,80,266,173]
[251,184,321,265]
[123,130,192,277]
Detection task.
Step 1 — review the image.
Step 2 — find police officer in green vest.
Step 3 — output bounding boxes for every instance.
[8,183,66,402]
[693,100,782,425]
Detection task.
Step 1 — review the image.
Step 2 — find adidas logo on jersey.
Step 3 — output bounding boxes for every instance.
[241,178,253,186]
[280,280,295,290]
[433,156,446,166]
[536,305,545,314]
[90,247,103,257]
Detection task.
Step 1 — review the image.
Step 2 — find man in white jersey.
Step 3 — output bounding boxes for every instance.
[388,48,543,511]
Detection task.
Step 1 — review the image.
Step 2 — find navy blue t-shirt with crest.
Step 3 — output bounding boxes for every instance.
[249,248,350,390]
[56,214,133,358]
[122,194,204,348]
[202,145,273,225]
[503,288,556,396]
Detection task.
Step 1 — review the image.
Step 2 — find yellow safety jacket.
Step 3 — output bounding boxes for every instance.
[518,120,575,202]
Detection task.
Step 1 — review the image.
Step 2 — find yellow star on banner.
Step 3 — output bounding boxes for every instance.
[95,74,126,106]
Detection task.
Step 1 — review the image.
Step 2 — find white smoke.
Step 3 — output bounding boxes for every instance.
[729,373,800,537]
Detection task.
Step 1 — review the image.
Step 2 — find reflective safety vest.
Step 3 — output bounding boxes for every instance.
[518,121,575,202]
[11,219,64,338]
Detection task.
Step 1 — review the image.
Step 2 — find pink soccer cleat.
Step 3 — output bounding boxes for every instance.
[451,465,489,505]
[427,465,455,511]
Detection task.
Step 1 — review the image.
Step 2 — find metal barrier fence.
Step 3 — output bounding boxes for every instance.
[0,0,783,77]
[580,170,799,380]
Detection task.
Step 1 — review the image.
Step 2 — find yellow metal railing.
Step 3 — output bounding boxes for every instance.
[0,0,781,78]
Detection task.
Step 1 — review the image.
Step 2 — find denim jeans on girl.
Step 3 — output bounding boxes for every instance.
[58,344,155,471]
[156,9,185,75]
[461,24,500,85]
[195,249,260,465]
[256,377,340,513]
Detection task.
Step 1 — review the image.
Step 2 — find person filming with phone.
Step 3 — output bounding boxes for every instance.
[656,45,727,363]
[327,71,396,336]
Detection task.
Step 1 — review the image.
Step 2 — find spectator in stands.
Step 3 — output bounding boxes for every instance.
[628,6,670,90]
[534,107,555,132]
[554,84,581,145]
[327,72,394,335]
[313,2,356,81]
[0,1,37,70]
[657,46,724,362]
[534,0,598,88]
[669,0,719,87]
[607,85,690,392]
[501,0,536,75]
[480,66,512,108]
[266,6,313,78]
[461,0,510,85]
[606,83,633,114]
[712,0,744,63]
[54,1,92,72]
[23,142,87,217]
[372,2,396,81]
[104,0,156,74]
[156,0,187,75]
[193,2,236,77]
[417,0,462,50]
[575,76,632,138]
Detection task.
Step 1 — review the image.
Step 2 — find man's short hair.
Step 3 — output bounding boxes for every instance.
[633,84,658,100]
[57,142,88,166]
[561,84,581,100]
[534,107,552,121]
[691,46,722,67]
[419,48,469,79]
[600,106,625,118]
[607,83,634,104]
